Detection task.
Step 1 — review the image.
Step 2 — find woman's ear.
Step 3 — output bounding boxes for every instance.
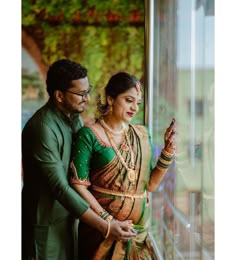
[54,90,64,103]
[107,96,113,106]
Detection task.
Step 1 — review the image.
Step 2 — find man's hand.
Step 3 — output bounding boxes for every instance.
[108,220,137,242]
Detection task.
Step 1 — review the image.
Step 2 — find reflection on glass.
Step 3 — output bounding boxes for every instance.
[150,0,214,259]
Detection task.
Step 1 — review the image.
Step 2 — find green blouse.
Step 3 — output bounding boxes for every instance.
[72,125,153,184]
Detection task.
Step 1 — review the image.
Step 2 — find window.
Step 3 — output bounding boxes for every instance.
[146,0,214,258]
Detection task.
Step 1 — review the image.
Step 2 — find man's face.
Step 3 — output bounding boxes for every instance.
[61,77,91,115]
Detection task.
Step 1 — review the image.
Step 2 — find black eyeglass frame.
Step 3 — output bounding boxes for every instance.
[65,85,92,100]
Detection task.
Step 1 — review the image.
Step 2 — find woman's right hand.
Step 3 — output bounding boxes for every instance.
[163,118,176,154]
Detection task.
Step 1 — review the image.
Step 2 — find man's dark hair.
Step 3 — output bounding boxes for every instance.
[46,59,88,97]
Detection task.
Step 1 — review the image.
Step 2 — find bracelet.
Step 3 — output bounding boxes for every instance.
[158,156,172,166]
[162,148,175,158]
[155,149,174,170]
[156,160,169,169]
[104,220,111,239]
[105,214,113,222]
[97,208,105,216]
[160,151,173,162]
[100,210,113,222]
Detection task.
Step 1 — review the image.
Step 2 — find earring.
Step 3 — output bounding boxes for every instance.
[109,105,113,115]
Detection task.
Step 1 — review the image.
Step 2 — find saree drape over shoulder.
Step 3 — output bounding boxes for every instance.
[71,124,157,260]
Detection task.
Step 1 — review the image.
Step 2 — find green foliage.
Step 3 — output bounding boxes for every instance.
[22,0,145,121]
[22,69,44,98]
[22,0,144,25]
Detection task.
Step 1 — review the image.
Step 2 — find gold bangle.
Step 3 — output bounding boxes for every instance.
[104,220,111,239]
[158,156,172,166]
[105,215,113,222]
[162,148,175,158]
[97,208,105,216]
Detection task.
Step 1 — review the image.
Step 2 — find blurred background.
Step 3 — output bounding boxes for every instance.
[22,0,214,259]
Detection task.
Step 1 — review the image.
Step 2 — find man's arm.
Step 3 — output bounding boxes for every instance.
[80,208,137,241]
[30,122,89,217]
[28,123,136,240]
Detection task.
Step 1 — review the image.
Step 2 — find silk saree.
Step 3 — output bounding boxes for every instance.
[71,124,158,260]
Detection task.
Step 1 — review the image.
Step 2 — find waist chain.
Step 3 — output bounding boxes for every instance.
[91,185,147,199]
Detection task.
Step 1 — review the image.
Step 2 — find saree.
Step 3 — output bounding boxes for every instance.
[71,124,158,260]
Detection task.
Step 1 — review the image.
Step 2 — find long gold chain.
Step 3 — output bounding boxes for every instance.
[123,130,135,169]
[100,122,136,184]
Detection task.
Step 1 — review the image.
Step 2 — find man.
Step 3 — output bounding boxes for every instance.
[22,59,136,260]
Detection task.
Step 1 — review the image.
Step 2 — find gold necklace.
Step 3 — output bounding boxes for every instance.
[99,118,125,135]
[102,126,136,184]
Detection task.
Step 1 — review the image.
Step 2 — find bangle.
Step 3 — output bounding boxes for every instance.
[158,156,172,166]
[97,208,105,216]
[100,210,114,222]
[155,148,174,170]
[162,148,175,158]
[156,157,172,170]
[105,214,113,222]
[160,151,173,161]
[104,220,111,239]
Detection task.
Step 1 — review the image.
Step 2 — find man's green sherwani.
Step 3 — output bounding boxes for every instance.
[22,100,89,260]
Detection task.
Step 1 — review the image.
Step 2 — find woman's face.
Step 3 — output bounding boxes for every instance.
[109,87,142,123]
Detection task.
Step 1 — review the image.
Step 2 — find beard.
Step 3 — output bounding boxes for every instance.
[63,99,86,114]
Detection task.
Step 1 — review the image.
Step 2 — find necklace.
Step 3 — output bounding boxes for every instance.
[99,118,125,135]
[102,126,136,184]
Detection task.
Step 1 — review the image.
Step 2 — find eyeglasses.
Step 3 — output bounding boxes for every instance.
[65,85,92,100]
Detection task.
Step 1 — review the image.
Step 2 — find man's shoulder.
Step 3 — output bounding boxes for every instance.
[27,104,53,123]
[23,102,63,133]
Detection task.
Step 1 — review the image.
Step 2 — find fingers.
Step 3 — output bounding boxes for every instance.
[165,119,176,138]
[119,227,137,242]
[164,118,176,152]
[109,220,137,241]
[119,220,137,235]
[119,220,132,229]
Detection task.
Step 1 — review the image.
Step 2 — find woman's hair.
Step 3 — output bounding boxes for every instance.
[46,59,88,97]
[97,72,142,115]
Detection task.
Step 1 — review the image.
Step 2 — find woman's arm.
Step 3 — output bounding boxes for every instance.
[147,118,176,192]
[71,184,104,215]
[70,127,112,220]
[147,167,167,192]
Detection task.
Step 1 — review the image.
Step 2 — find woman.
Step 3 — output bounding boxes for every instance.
[70,72,176,259]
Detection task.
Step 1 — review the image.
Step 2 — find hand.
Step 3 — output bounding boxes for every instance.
[164,118,176,154]
[108,220,137,242]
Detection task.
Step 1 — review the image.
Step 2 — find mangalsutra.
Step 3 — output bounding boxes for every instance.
[99,118,124,135]
[101,124,136,184]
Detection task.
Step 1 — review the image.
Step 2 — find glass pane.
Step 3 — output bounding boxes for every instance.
[150,0,214,259]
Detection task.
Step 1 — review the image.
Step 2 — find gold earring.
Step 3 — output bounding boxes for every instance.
[109,105,113,115]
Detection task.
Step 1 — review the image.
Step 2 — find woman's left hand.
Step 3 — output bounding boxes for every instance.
[164,118,176,154]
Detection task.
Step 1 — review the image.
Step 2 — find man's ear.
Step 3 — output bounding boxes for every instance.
[54,90,64,103]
